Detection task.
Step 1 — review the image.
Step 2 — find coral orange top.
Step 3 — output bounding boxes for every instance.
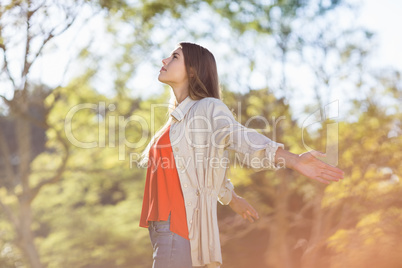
[139,125,189,240]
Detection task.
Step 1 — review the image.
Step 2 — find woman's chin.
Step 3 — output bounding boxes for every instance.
[157,75,165,83]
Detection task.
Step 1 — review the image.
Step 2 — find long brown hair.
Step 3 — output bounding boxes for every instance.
[139,42,220,167]
[179,42,221,100]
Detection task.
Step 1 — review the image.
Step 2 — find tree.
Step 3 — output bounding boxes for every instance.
[31,78,165,267]
[0,1,92,267]
[2,0,400,267]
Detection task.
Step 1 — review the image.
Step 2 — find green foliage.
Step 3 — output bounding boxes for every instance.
[328,208,402,268]
[24,74,174,267]
[17,74,400,268]
[1,72,400,268]
[1,0,401,268]
[220,86,402,267]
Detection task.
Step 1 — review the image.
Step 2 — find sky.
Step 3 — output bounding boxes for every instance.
[1,0,401,102]
[133,0,402,101]
[126,0,402,107]
[355,0,402,71]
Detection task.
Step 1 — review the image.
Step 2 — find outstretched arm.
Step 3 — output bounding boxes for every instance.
[229,190,259,223]
[275,148,344,184]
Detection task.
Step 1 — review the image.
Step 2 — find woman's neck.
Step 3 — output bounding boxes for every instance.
[172,86,189,104]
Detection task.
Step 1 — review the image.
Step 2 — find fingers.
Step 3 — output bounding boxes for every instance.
[315,168,345,184]
[240,204,259,223]
[243,211,258,223]
[325,169,344,180]
[232,195,260,223]
[244,207,260,223]
[242,212,253,223]
[314,176,330,184]
[246,203,259,219]
[319,161,344,174]
[309,151,345,180]
[320,172,340,182]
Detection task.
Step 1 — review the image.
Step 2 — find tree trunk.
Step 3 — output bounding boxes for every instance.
[17,199,44,268]
[265,169,292,268]
[300,188,324,268]
[14,104,44,268]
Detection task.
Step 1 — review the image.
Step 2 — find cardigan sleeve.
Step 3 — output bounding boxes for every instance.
[207,98,284,171]
[217,176,234,205]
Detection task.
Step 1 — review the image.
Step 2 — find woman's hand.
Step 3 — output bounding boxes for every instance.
[293,151,344,184]
[229,190,259,223]
[275,148,344,184]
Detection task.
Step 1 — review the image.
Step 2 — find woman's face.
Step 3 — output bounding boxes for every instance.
[158,47,188,90]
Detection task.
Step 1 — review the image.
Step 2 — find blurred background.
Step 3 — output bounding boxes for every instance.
[0,0,401,267]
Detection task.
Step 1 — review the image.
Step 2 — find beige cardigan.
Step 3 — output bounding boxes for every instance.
[169,96,283,267]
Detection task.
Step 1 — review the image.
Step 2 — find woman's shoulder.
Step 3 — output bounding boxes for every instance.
[192,97,232,118]
[196,97,226,108]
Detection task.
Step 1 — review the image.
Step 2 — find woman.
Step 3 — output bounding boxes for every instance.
[140,42,344,268]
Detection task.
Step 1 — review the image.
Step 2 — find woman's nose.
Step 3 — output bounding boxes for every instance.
[162,57,168,65]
